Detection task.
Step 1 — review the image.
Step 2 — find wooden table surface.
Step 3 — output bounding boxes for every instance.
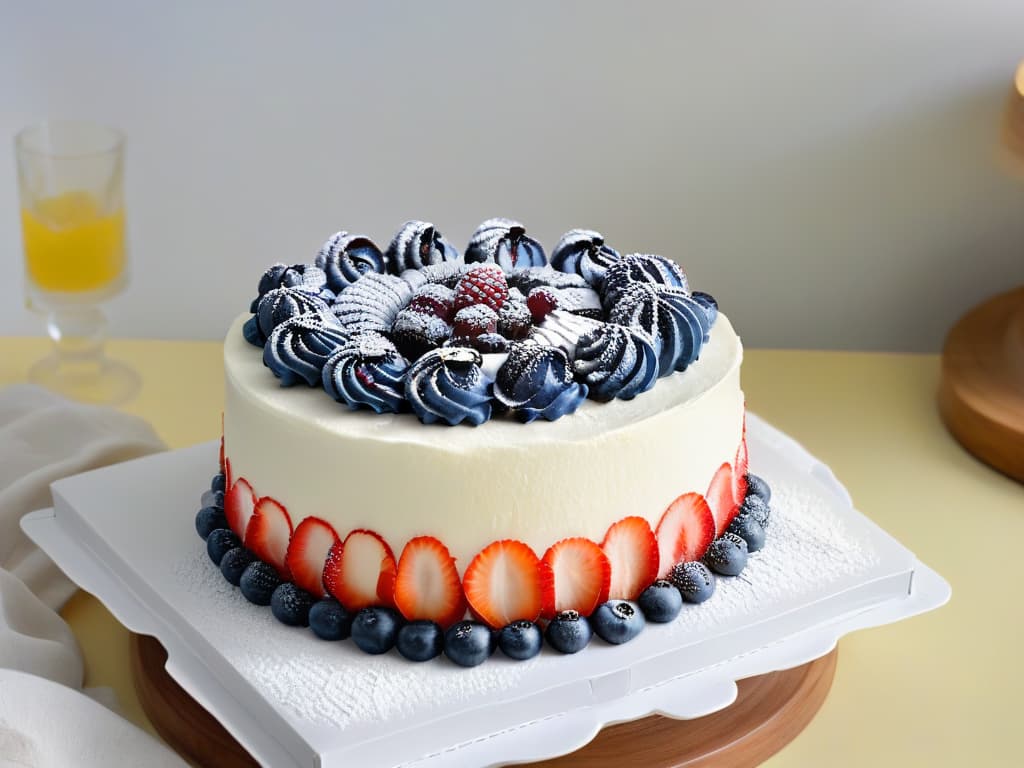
[3,336,1021,767]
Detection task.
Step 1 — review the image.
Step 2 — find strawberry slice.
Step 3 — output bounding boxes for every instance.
[601,517,660,601]
[224,477,256,539]
[706,462,739,536]
[393,536,467,627]
[539,538,611,619]
[656,492,716,576]
[285,517,340,597]
[323,530,397,611]
[219,435,226,476]
[733,424,749,506]
[463,540,542,629]
[244,497,294,579]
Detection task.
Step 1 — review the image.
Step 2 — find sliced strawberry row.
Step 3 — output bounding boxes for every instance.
[601,517,659,601]
[656,492,716,576]
[393,536,466,627]
[463,540,542,629]
[224,477,256,539]
[540,538,610,619]
[286,517,340,597]
[323,530,397,611]
[244,497,294,580]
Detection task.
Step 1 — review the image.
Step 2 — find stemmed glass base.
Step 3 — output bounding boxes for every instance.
[28,305,140,405]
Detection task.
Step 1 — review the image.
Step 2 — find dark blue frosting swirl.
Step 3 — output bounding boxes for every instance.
[550,229,621,289]
[250,263,334,312]
[263,313,350,387]
[405,347,493,426]
[322,332,409,414]
[602,254,689,308]
[385,221,461,274]
[465,218,547,270]
[253,287,333,344]
[573,324,659,401]
[607,283,710,376]
[331,273,413,333]
[494,341,589,423]
[314,232,386,293]
[691,291,718,340]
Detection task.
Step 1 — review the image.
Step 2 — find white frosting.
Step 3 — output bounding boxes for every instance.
[223,313,745,570]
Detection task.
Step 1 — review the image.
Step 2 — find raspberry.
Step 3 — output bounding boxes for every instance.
[452,304,498,340]
[527,287,559,323]
[407,284,455,323]
[391,309,451,361]
[453,264,509,313]
[472,333,508,354]
[497,301,533,340]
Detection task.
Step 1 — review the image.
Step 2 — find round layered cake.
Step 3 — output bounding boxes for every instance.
[199,219,771,665]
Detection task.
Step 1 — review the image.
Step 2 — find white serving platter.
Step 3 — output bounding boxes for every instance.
[22,413,950,767]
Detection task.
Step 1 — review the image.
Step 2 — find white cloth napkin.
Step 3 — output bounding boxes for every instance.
[0,383,188,768]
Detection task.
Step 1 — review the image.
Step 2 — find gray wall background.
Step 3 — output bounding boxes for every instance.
[2,0,1023,351]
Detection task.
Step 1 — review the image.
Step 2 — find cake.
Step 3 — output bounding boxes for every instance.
[195,218,773,665]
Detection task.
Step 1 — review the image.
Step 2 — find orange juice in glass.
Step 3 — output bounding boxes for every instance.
[15,120,138,403]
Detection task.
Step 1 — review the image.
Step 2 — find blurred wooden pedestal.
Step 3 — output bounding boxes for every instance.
[131,633,838,768]
[939,286,1024,483]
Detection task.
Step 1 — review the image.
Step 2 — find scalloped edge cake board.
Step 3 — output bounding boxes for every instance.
[21,414,950,768]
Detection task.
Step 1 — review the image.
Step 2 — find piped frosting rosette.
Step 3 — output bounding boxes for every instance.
[263,313,350,387]
[322,331,409,414]
[550,229,621,288]
[573,323,659,401]
[315,232,386,293]
[602,253,689,308]
[608,282,710,376]
[494,341,588,422]
[245,287,333,347]
[386,220,462,274]
[405,347,494,426]
[465,218,547,271]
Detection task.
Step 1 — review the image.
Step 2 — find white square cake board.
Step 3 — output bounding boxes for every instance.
[22,414,950,768]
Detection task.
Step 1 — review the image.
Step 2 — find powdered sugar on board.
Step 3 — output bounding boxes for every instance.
[171,466,879,730]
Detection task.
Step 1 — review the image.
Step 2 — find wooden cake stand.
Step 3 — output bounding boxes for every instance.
[938,286,1024,483]
[131,633,838,768]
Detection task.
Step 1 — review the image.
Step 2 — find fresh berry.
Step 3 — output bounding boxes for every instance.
[741,494,771,529]
[201,489,224,510]
[669,561,716,604]
[195,506,228,540]
[656,493,716,576]
[224,478,257,539]
[240,561,283,606]
[406,284,456,323]
[285,517,340,597]
[601,517,660,601]
[220,547,256,586]
[733,427,749,503]
[219,435,226,475]
[243,497,293,580]
[591,600,646,645]
[224,457,232,489]
[453,264,509,313]
[309,598,352,641]
[745,473,771,504]
[471,332,508,353]
[270,583,315,626]
[497,301,533,339]
[452,304,498,340]
[704,533,749,577]
[391,309,451,361]
[526,287,559,323]
[497,620,543,661]
[351,607,402,654]
[637,579,683,623]
[443,620,495,667]
[393,536,466,628]
[727,512,766,553]
[206,528,241,566]
[462,540,542,629]
[706,462,740,537]
[323,530,397,611]
[396,620,445,662]
[539,538,611,619]
[545,610,592,654]
[211,473,226,493]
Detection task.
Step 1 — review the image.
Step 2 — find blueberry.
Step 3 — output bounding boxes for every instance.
[396,620,445,662]
[745,473,771,503]
[637,580,683,623]
[201,489,225,510]
[240,561,282,605]
[545,610,592,654]
[211,473,226,493]
[497,620,543,661]
[309,598,352,641]
[219,547,256,586]
[351,607,402,654]
[704,533,749,576]
[195,506,228,540]
[444,621,495,667]
[669,561,716,604]
[270,583,315,626]
[741,494,771,529]
[727,511,766,552]
[591,601,646,645]
[206,528,241,566]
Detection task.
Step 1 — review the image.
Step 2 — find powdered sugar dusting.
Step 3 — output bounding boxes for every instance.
[172,469,880,731]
